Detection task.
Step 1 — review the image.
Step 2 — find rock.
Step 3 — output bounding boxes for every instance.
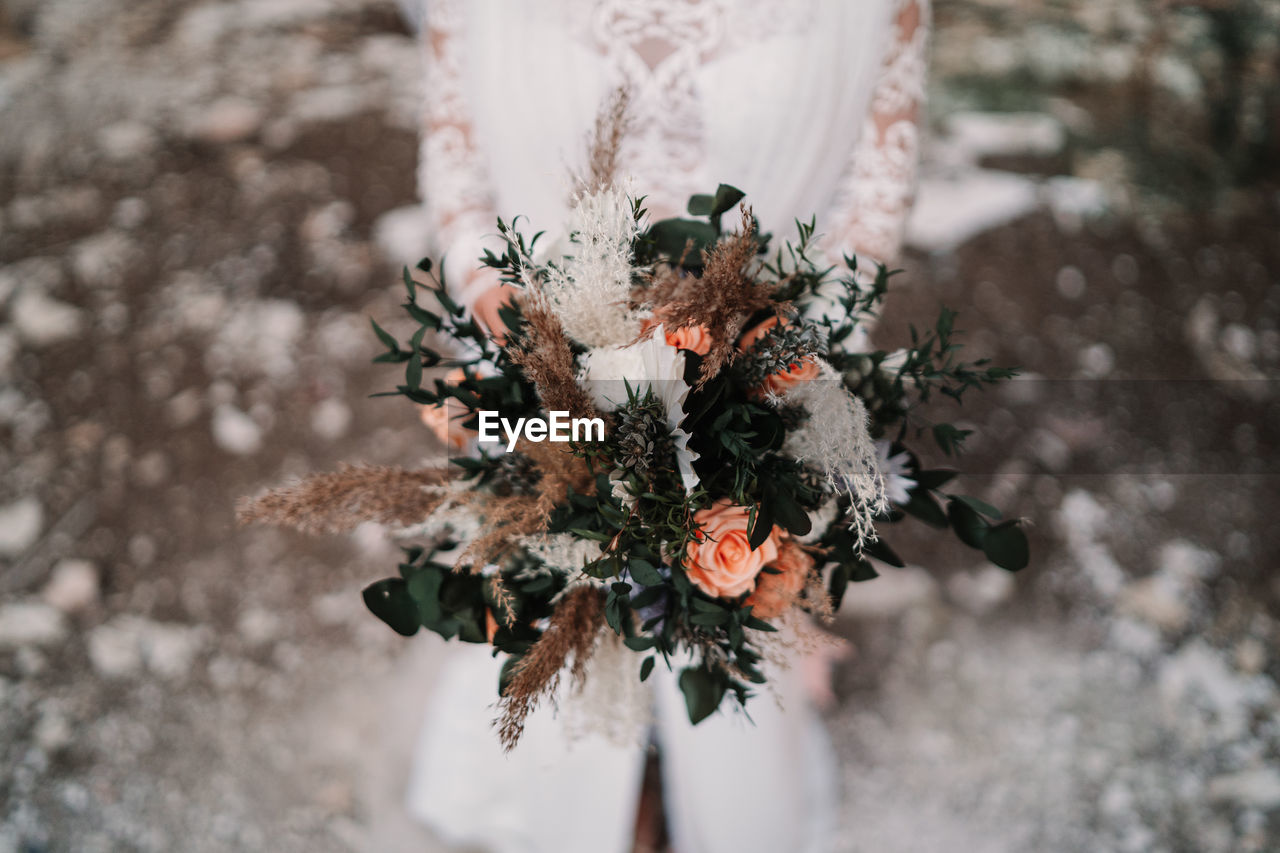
[906,171,1040,253]
[290,84,372,125]
[1118,575,1190,632]
[186,97,265,144]
[96,120,159,162]
[237,607,280,647]
[1055,266,1087,300]
[310,397,351,440]
[1207,769,1280,809]
[86,619,143,678]
[0,601,66,649]
[0,497,43,556]
[206,299,304,380]
[70,231,140,289]
[1235,637,1266,675]
[946,566,1014,615]
[111,197,149,230]
[1043,176,1110,232]
[1158,640,1275,743]
[1220,324,1257,363]
[5,187,102,231]
[10,289,84,347]
[42,559,100,613]
[372,204,432,265]
[143,621,206,679]
[0,327,16,380]
[87,616,207,680]
[34,707,73,752]
[945,111,1066,161]
[212,405,263,456]
[1078,343,1115,378]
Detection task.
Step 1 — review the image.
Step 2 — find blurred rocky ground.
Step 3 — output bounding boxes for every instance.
[0,0,1276,851]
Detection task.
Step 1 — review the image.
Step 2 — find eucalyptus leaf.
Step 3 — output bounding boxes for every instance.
[947,499,990,549]
[678,667,726,725]
[362,578,419,637]
[983,520,1029,571]
[628,558,664,587]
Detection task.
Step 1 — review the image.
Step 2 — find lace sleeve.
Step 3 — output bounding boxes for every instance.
[419,0,500,308]
[825,0,930,266]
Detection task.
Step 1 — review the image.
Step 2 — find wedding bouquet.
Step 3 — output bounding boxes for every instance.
[241,182,1027,749]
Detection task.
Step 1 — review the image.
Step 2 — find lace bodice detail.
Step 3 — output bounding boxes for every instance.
[419,0,929,304]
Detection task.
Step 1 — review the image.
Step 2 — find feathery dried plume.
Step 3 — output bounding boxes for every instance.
[580,86,632,195]
[774,360,887,547]
[543,185,643,347]
[495,584,605,751]
[650,207,780,383]
[457,439,596,568]
[509,293,601,424]
[237,465,450,534]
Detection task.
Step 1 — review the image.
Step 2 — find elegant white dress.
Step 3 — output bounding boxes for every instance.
[405,2,930,852]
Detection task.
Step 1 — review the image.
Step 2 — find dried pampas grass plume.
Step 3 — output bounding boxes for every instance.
[456,438,596,569]
[580,86,632,195]
[509,292,601,424]
[495,584,605,751]
[647,207,781,383]
[237,464,451,534]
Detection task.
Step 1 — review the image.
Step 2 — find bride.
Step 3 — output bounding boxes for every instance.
[402,2,929,851]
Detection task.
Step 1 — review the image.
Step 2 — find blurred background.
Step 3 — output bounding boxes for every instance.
[0,0,1277,850]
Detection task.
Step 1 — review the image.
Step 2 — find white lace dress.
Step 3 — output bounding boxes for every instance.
[406,2,929,851]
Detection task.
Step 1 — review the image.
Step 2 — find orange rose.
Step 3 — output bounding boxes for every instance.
[760,356,821,396]
[419,368,474,452]
[485,608,499,643]
[642,314,713,356]
[737,315,790,352]
[664,323,712,355]
[684,499,781,599]
[745,538,814,619]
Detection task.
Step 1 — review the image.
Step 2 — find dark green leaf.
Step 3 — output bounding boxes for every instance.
[405,352,422,390]
[628,558,664,587]
[863,538,905,568]
[678,667,726,725]
[687,194,714,216]
[361,578,419,637]
[982,520,1030,571]
[914,469,958,491]
[370,318,399,352]
[498,655,522,697]
[903,490,948,528]
[747,502,775,551]
[639,656,656,682]
[947,494,1003,520]
[947,499,989,549]
[710,184,747,217]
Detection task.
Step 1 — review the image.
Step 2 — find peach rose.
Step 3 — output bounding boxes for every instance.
[642,314,713,356]
[485,608,499,643]
[760,356,821,396]
[737,315,790,352]
[684,499,781,599]
[419,368,474,452]
[745,538,814,619]
[664,323,712,355]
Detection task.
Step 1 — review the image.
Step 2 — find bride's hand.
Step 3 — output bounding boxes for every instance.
[471,275,519,345]
[799,627,853,712]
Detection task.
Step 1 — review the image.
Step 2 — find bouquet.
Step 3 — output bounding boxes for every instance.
[240,181,1028,750]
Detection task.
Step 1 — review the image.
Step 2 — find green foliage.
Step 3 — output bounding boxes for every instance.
[357,185,1030,728]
